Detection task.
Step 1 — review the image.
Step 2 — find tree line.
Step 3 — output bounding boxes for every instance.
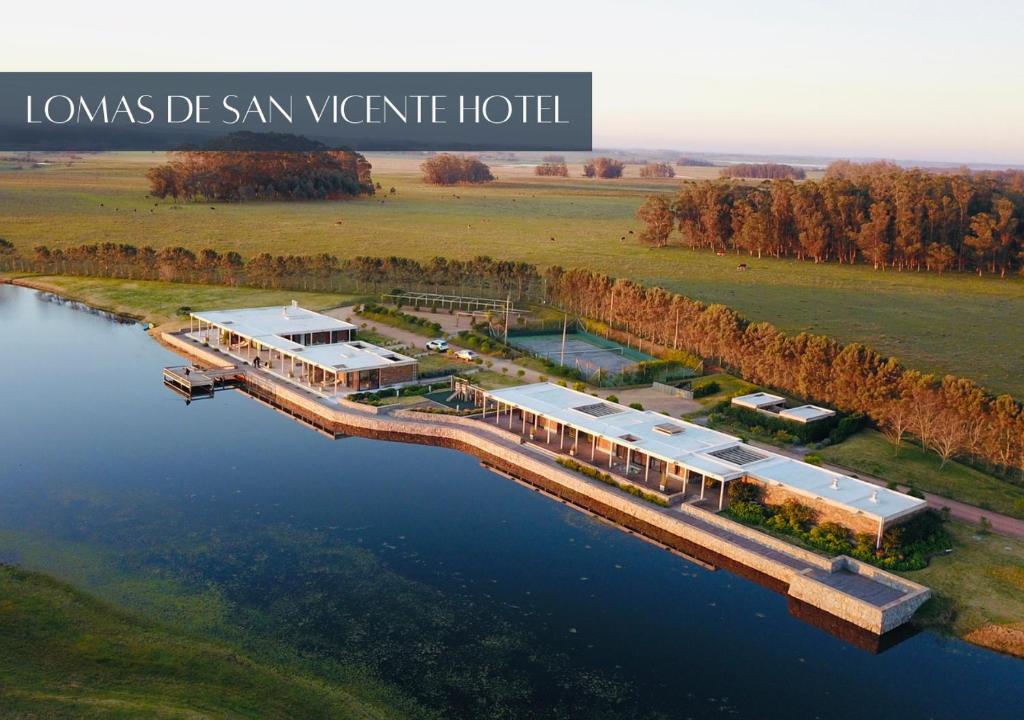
[720,163,806,180]
[635,161,1024,275]
[147,150,374,202]
[8,243,542,300]
[544,266,1024,478]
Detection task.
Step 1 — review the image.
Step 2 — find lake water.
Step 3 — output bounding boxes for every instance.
[0,283,1019,719]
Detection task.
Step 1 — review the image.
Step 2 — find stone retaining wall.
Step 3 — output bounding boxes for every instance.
[159,331,930,636]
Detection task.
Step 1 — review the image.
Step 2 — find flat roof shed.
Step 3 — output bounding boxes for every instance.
[779,405,837,424]
[731,392,786,410]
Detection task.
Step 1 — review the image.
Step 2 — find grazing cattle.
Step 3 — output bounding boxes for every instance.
[737,263,747,271]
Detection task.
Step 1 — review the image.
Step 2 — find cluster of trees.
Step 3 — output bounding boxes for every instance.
[534,161,569,177]
[583,157,624,179]
[544,266,1024,477]
[639,163,675,179]
[720,163,806,180]
[420,154,494,185]
[147,150,374,202]
[676,157,714,167]
[12,243,542,300]
[634,162,1024,274]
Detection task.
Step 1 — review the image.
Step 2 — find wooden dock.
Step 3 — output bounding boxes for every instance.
[163,365,242,398]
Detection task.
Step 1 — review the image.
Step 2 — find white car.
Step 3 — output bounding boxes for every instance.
[454,348,479,362]
[425,338,449,352]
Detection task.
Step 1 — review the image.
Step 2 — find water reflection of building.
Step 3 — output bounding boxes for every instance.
[188,302,418,396]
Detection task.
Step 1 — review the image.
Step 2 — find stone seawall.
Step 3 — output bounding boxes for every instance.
[159,331,930,636]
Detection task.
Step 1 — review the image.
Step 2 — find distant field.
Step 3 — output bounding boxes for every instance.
[2,153,1023,397]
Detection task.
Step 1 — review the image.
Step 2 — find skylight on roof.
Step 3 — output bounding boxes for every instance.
[573,402,622,418]
[707,445,770,466]
[653,422,684,436]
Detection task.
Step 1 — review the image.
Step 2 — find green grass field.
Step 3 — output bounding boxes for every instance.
[906,521,1024,652]
[2,153,1024,398]
[0,565,412,719]
[819,430,1024,518]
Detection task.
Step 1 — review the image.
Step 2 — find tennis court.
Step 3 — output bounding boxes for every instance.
[510,331,652,376]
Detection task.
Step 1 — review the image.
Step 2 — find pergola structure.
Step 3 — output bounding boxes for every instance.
[466,382,926,546]
[189,303,418,396]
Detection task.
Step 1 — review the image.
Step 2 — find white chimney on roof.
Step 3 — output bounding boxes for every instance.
[830,477,840,490]
[869,490,879,503]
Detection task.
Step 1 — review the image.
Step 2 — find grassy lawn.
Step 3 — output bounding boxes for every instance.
[686,372,761,412]
[469,369,528,390]
[4,274,358,326]
[820,430,1024,518]
[905,520,1024,656]
[416,352,466,377]
[2,153,1023,397]
[0,564,412,719]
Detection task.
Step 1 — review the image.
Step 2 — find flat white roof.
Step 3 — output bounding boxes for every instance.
[486,383,923,522]
[192,304,356,337]
[191,304,414,372]
[732,392,785,409]
[779,405,836,423]
[295,340,416,371]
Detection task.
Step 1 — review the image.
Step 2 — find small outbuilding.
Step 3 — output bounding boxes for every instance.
[779,404,837,424]
[731,392,785,411]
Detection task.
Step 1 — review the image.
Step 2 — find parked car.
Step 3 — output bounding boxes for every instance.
[454,349,478,362]
[425,338,449,352]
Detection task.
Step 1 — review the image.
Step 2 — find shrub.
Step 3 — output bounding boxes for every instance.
[765,500,816,534]
[829,412,866,444]
[728,481,763,504]
[629,402,644,410]
[803,454,823,466]
[808,522,853,554]
[774,429,797,444]
[606,394,619,403]
[730,500,767,524]
[691,380,720,398]
[572,382,587,392]
[556,457,668,507]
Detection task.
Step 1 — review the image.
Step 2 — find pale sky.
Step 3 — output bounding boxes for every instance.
[4,0,1022,164]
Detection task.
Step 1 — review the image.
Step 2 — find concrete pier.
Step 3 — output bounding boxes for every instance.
[161,330,931,637]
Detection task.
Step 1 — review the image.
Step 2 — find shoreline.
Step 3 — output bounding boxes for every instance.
[159,329,929,645]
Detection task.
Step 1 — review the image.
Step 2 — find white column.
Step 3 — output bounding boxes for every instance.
[645,455,651,483]
[700,477,706,501]
[718,480,726,510]
[876,519,885,549]
[625,447,632,475]
[591,434,596,461]
[559,423,565,450]
[608,441,614,468]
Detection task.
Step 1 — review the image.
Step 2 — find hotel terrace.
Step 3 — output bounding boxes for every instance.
[188,302,418,396]
[464,382,925,546]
